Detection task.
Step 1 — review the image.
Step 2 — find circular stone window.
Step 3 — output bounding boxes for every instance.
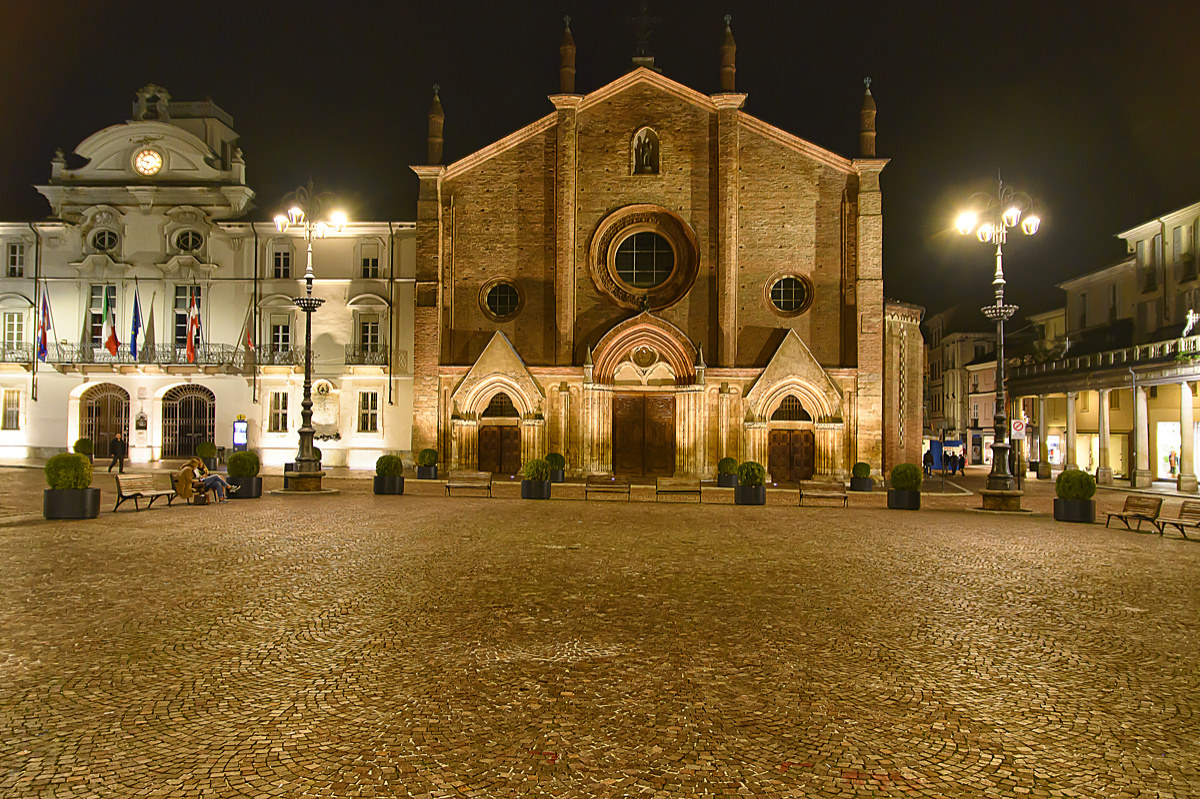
[91,230,119,252]
[767,275,814,316]
[481,279,522,321]
[588,204,700,311]
[175,230,204,252]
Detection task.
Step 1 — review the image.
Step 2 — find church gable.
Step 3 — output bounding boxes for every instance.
[745,330,844,421]
[451,332,545,417]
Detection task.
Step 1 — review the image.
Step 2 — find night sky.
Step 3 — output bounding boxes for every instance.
[2,1,1198,318]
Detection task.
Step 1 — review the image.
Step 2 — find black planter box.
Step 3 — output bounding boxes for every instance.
[228,476,262,499]
[1028,460,1040,474]
[44,488,101,519]
[1053,498,1095,523]
[521,480,552,499]
[549,469,565,484]
[734,485,766,505]
[201,457,217,471]
[373,475,405,495]
[850,476,875,492]
[416,465,438,480]
[887,488,921,510]
[717,473,738,488]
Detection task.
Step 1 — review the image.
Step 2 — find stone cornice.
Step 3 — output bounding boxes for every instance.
[548,94,584,110]
[710,92,747,110]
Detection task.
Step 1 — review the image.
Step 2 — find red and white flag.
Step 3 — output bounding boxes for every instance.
[185,292,200,363]
[102,287,120,356]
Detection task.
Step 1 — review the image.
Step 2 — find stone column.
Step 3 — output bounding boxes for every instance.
[1134,385,1152,487]
[1097,388,1113,485]
[1037,394,1051,479]
[1179,381,1197,493]
[1065,391,1078,471]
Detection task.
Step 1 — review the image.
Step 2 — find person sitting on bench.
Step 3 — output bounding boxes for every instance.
[186,457,236,503]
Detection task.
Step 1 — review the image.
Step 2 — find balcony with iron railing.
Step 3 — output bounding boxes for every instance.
[5,342,253,368]
[345,343,388,365]
[1011,333,1200,381]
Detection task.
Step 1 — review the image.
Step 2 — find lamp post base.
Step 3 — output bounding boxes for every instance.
[284,470,326,492]
[979,488,1024,512]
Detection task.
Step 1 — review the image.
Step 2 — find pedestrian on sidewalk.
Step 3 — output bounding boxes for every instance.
[108,432,127,474]
[923,450,933,477]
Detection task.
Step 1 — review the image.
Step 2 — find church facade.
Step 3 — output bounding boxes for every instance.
[411,21,923,481]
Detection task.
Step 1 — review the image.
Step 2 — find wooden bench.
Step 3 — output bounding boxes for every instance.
[1155,499,1200,538]
[585,474,631,500]
[656,476,701,502]
[799,486,849,507]
[1105,495,1163,531]
[114,474,178,512]
[445,470,492,497]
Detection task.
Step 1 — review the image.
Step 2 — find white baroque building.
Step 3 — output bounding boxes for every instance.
[0,86,415,467]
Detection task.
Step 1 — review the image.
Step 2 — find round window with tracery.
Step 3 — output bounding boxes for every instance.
[175,230,204,252]
[768,275,814,316]
[615,232,674,289]
[481,280,522,321]
[91,230,119,252]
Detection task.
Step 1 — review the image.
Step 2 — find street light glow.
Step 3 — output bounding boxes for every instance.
[287,206,305,225]
[976,223,995,243]
[1002,206,1022,228]
[1022,214,1041,236]
[955,211,978,236]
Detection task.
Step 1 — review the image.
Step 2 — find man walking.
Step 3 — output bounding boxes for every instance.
[108,431,127,474]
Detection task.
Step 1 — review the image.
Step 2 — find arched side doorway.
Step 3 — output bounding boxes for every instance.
[162,384,215,459]
[478,392,522,475]
[768,394,815,482]
[80,383,129,459]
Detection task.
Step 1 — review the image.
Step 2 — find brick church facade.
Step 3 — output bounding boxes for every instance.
[411,20,922,481]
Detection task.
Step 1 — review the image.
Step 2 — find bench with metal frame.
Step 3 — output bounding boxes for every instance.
[585,474,631,500]
[655,476,701,502]
[1154,499,1200,538]
[114,474,178,512]
[445,470,492,497]
[799,486,849,507]
[1105,495,1163,531]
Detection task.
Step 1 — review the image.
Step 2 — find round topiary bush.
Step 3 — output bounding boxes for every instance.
[852,461,871,479]
[890,463,922,491]
[312,446,322,462]
[524,458,551,482]
[736,460,766,487]
[376,454,404,476]
[1055,469,1097,501]
[545,452,566,471]
[227,451,261,478]
[46,453,92,490]
[416,448,438,468]
[195,441,217,459]
[72,438,94,456]
[717,457,738,475]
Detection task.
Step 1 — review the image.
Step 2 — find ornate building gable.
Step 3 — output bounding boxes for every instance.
[744,330,844,421]
[591,312,697,385]
[450,332,545,417]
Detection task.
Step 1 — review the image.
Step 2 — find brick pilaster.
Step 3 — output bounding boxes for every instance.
[549,94,582,366]
[712,93,746,367]
[411,165,445,455]
[853,158,888,468]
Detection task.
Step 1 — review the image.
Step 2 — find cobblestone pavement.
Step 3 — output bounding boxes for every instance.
[2,467,1198,797]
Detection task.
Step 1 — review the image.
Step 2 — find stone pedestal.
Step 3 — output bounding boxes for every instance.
[1133,469,1153,488]
[288,471,325,491]
[1096,466,1113,486]
[1177,473,1198,493]
[980,488,1024,512]
[1037,462,1051,480]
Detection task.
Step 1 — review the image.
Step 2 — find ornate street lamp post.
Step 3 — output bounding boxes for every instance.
[955,176,1041,499]
[274,182,347,491]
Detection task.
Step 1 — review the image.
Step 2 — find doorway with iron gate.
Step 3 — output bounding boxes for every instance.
[612,392,675,477]
[767,394,815,482]
[162,384,215,459]
[80,383,129,460]
[478,392,522,474]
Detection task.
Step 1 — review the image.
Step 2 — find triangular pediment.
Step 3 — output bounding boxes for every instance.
[451,332,545,417]
[745,330,844,420]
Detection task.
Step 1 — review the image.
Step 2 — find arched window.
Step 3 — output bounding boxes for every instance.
[631,128,660,175]
[771,394,812,422]
[481,392,519,418]
[80,383,129,459]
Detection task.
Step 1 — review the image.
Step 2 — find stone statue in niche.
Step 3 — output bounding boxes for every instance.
[632,128,659,175]
[312,380,340,439]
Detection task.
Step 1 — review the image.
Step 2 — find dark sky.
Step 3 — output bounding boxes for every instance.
[2,1,1197,317]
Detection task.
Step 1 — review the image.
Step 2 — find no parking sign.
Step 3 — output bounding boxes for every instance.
[1011,419,1026,440]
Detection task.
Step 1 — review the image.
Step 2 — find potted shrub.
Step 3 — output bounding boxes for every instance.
[1054,469,1096,523]
[521,458,552,500]
[716,457,739,488]
[850,461,874,492]
[416,448,438,479]
[887,463,922,510]
[227,451,263,499]
[44,452,101,519]
[374,454,405,495]
[73,437,94,463]
[734,461,766,505]
[196,441,218,471]
[545,452,566,483]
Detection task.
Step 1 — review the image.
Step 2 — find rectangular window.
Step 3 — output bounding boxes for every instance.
[1,389,18,430]
[1109,390,1120,410]
[359,316,380,351]
[1174,225,1184,262]
[270,315,291,352]
[6,243,25,277]
[361,244,380,278]
[1080,392,1090,412]
[1109,285,1118,321]
[1078,291,1087,329]
[3,311,23,347]
[1136,239,1147,267]
[268,391,288,433]
[174,286,201,347]
[91,284,117,346]
[1150,385,1158,399]
[358,391,379,433]
[272,246,291,279]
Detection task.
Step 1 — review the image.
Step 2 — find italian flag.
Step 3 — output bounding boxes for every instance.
[102,288,120,356]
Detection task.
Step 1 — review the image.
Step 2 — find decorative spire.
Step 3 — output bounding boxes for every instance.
[859,77,877,158]
[427,84,445,165]
[695,343,706,368]
[559,16,577,94]
[719,15,736,92]
[626,0,662,70]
